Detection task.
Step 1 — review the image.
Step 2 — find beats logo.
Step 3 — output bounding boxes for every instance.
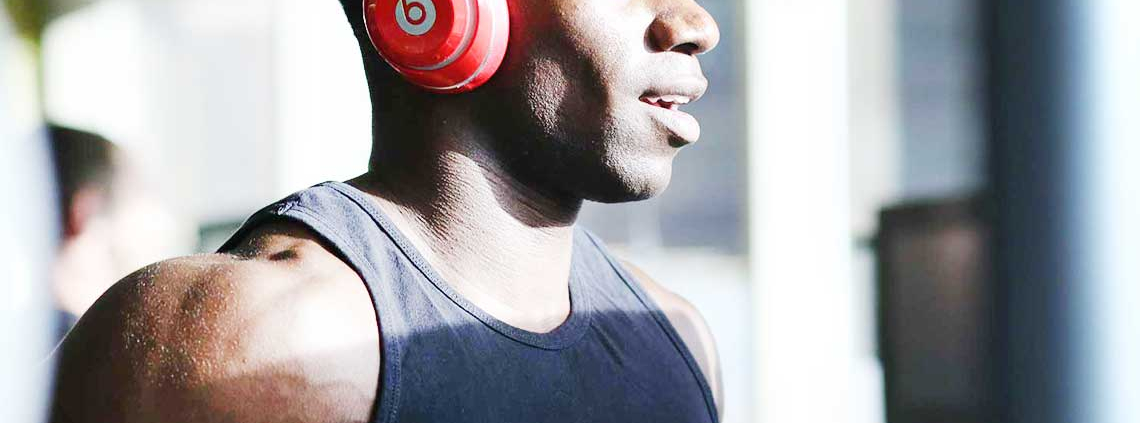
[395,0,436,36]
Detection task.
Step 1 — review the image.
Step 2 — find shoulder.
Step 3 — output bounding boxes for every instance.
[52,221,379,423]
[620,259,724,418]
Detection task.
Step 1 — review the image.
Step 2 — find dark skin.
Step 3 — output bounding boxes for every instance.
[51,0,722,421]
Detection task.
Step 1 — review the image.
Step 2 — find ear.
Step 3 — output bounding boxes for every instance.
[65,187,106,239]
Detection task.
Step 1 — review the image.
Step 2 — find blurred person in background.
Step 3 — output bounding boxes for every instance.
[51,0,723,422]
[47,125,121,335]
[47,125,192,340]
[5,0,193,343]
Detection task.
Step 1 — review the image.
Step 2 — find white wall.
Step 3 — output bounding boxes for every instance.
[43,0,371,227]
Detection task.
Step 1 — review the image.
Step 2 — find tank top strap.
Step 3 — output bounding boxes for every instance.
[218,181,408,423]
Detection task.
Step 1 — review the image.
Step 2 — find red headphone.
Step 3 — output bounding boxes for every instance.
[363,0,509,94]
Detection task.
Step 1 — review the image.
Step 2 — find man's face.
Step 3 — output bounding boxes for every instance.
[477,0,719,203]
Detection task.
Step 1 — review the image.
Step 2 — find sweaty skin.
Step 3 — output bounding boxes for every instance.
[51,0,722,421]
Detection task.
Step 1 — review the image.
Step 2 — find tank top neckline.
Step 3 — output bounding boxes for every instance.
[323,181,594,351]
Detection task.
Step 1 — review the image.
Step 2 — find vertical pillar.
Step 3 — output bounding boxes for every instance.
[1081,3,1140,422]
[985,1,1139,423]
[745,1,866,423]
[0,11,57,423]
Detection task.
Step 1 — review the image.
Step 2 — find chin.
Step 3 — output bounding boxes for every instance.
[584,156,675,204]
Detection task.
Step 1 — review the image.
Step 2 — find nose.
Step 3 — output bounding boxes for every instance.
[647,0,721,55]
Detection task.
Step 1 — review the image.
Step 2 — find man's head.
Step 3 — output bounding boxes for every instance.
[340,0,719,203]
[48,125,120,239]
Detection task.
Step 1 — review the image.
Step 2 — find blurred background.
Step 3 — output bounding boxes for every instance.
[1,1,1136,423]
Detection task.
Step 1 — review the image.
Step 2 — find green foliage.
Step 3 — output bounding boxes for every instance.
[3,0,95,110]
[3,0,96,42]
[3,0,49,42]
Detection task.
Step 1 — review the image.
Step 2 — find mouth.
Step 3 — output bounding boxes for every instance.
[639,79,708,145]
[639,76,707,111]
[639,94,694,111]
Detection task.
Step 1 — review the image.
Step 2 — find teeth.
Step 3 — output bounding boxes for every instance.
[641,95,692,108]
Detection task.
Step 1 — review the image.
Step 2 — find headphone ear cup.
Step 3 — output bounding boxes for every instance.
[364,0,509,94]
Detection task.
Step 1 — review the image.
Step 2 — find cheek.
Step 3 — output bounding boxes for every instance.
[507,49,611,145]
[525,57,568,123]
[491,0,661,147]
[518,0,651,98]
[519,56,579,139]
[561,0,653,76]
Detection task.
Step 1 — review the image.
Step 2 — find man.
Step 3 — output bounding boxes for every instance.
[52,0,722,421]
[47,125,121,337]
[47,125,192,340]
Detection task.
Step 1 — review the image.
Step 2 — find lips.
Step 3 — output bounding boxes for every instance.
[639,77,708,145]
[639,77,706,111]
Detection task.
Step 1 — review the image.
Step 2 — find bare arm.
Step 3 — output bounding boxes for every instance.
[51,227,380,423]
[622,260,725,419]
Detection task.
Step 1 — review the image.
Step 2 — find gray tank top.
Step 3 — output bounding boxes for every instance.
[220,182,717,423]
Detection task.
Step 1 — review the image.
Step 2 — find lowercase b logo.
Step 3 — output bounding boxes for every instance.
[396,0,437,36]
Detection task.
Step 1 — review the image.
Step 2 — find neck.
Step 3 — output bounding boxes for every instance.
[351,115,583,332]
